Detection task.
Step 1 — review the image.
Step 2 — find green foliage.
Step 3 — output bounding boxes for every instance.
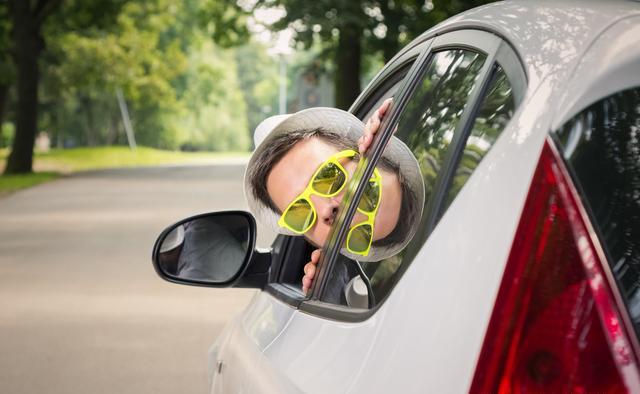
[261,0,497,61]
[2,0,499,160]
[251,0,498,107]
[199,0,251,47]
[179,41,250,151]
[35,0,261,152]
[0,122,14,148]
[0,172,60,193]
[235,42,279,143]
[31,146,247,172]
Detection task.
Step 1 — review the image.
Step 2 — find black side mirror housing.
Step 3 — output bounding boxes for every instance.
[151,211,270,289]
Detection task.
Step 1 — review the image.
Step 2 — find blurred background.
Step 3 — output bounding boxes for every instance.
[0,1,492,393]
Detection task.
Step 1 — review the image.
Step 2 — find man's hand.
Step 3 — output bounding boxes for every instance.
[302,249,321,295]
[358,98,393,155]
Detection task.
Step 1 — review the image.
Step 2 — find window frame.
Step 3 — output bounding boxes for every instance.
[299,29,527,322]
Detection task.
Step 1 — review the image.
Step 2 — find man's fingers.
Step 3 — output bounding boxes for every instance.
[370,116,380,133]
[380,98,393,115]
[360,98,393,155]
[302,276,312,290]
[310,249,321,263]
[302,249,322,294]
[303,262,316,277]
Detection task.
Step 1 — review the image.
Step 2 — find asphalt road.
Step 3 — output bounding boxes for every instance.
[0,163,275,394]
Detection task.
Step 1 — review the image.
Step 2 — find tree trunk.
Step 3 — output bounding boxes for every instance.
[81,95,97,146]
[334,24,361,110]
[4,2,41,174]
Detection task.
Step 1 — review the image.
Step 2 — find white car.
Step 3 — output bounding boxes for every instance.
[152,1,640,392]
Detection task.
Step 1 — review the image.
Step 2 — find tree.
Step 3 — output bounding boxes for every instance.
[4,0,62,174]
[39,0,254,152]
[264,0,366,110]
[250,0,496,110]
[0,2,13,147]
[179,41,250,151]
[235,42,279,144]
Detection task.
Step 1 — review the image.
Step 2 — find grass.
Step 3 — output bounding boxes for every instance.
[0,146,249,194]
[0,171,60,194]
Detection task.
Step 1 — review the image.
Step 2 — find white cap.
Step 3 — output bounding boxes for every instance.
[254,114,290,148]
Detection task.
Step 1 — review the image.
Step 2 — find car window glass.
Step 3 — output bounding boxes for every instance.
[321,50,518,308]
[554,87,640,340]
[362,78,405,121]
[320,49,499,307]
[398,49,486,203]
[442,65,515,211]
[361,49,489,305]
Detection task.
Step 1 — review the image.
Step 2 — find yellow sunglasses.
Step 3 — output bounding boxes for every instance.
[277,149,382,256]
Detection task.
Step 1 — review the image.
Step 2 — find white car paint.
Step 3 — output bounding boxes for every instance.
[208,1,640,393]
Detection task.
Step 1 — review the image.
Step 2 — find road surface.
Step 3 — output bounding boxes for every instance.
[0,164,274,394]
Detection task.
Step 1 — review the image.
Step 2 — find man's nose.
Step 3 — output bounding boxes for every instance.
[315,197,341,226]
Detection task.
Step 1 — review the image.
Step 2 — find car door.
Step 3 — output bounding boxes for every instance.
[252,29,526,393]
[208,38,429,394]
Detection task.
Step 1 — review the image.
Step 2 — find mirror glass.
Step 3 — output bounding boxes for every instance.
[155,213,252,284]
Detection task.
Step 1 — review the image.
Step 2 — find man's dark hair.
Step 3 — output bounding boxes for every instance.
[247,127,418,250]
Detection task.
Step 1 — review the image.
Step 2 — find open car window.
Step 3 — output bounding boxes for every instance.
[263,55,418,305]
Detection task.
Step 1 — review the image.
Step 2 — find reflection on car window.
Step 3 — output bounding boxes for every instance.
[398,50,487,205]
[322,49,513,307]
[342,51,516,308]
[442,65,515,211]
[362,49,488,305]
[555,87,640,340]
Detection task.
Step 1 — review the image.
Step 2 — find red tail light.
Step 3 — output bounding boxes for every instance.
[470,141,640,393]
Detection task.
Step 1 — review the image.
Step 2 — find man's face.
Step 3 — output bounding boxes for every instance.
[266,137,402,248]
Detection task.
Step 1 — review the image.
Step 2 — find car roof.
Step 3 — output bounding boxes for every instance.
[424,0,638,84]
[418,0,640,127]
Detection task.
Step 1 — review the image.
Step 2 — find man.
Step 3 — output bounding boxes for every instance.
[245,100,424,294]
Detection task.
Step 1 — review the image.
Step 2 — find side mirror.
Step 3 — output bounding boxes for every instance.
[152,211,262,287]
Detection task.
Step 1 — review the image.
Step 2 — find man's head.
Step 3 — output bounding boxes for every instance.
[245,107,424,261]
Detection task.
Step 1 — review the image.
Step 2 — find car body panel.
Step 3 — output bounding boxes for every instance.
[425,0,640,88]
[207,1,640,392]
[208,291,298,393]
[552,14,640,130]
[258,73,558,393]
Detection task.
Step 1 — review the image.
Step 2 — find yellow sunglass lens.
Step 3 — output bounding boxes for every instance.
[348,224,373,253]
[357,179,380,213]
[283,199,315,232]
[312,162,346,196]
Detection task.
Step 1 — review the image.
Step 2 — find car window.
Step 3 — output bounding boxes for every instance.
[263,59,417,306]
[357,61,416,121]
[310,63,415,306]
[319,49,517,308]
[441,65,515,213]
[554,87,640,340]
